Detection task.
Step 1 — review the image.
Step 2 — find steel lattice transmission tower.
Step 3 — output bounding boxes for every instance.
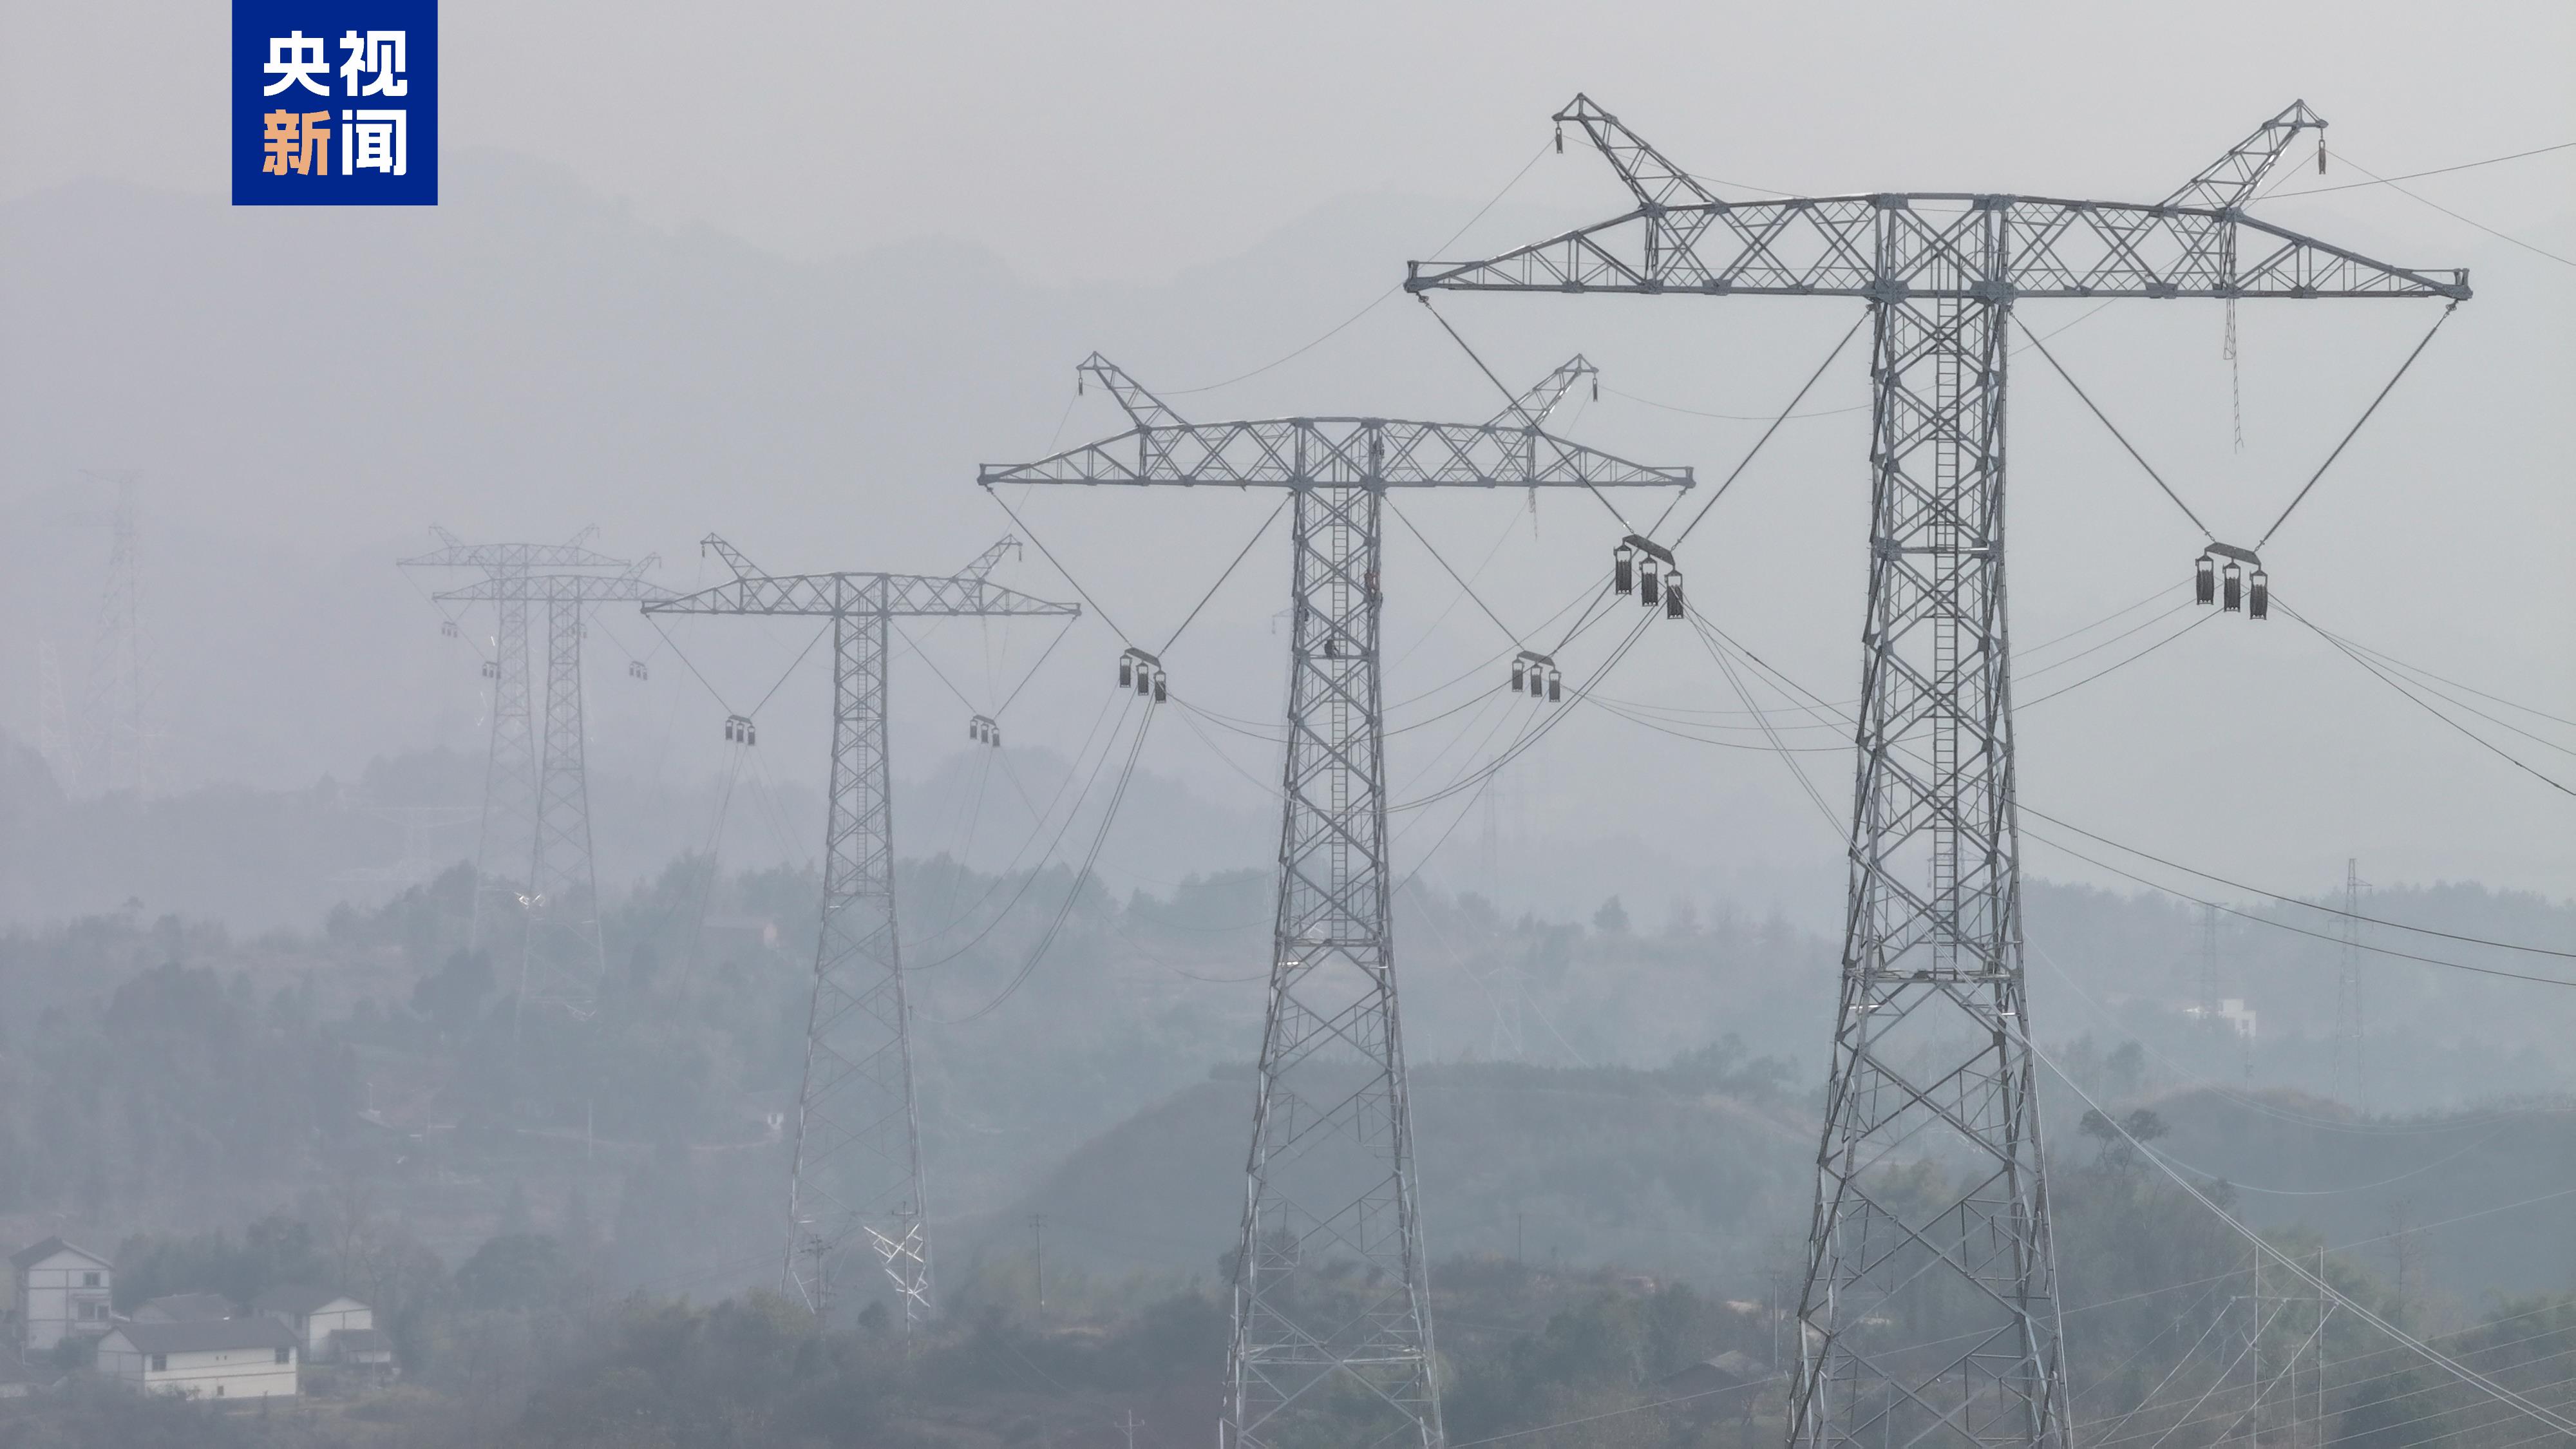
[1410,96,2468,1449]
[2333,857,2368,1110]
[981,354,1690,1449]
[83,471,149,798]
[434,567,676,1019]
[400,530,633,956]
[646,534,1074,1327]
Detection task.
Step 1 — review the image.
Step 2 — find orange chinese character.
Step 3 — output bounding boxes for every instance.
[261,109,332,176]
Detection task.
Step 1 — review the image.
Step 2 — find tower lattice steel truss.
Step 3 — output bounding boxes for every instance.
[645,535,1074,1327]
[433,567,676,1019]
[402,532,644,1002]
[1409,97,2467,1449]
[2333,857,2368,1109]
[981,355,1690,1449]
[83,471,149,798]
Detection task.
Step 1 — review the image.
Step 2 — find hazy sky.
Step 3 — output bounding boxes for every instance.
[1,0,2570,927]
[6,1,2573,281]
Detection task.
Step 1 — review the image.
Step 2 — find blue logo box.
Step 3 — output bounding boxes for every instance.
[232,1,437,205]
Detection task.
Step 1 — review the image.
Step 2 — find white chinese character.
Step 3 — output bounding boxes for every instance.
[261,32,331,97]
[337,30,408,97]
[341,109,408,176]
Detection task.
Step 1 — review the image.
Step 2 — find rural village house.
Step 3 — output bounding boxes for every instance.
[95,1318,299,1400]
[10,1238,113,1354]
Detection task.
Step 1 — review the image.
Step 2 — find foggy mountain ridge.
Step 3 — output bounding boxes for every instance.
[960,1052,2576,1311]
[0,735,1273,928]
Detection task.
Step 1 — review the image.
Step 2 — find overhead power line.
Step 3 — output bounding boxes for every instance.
[1162,138,1556,397]
[2277,596,2576,799]
[2259,137,2576,199]
[2023,828,2576,990]
[2322,151,2576,269]
[2023,806,2576,960]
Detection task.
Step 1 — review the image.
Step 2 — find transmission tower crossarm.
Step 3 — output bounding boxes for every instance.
[1407,194,2467,299]
[646,571,1077,620]
[1554,93,1722,209]
[433,574,678,605]
[1485,354,1598,430]
[2160,99,2325,212]
[701,533,764,580]
[954,535,1022,582]
[401,537,632,571]
[1408,100,2465,303]
[1076,352,1191,430]
[980,411,1690,489]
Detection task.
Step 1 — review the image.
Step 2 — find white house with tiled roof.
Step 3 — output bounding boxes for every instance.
[254,1285,375,1361]
[96,1318,298,1399]
[10,1238,113,1354]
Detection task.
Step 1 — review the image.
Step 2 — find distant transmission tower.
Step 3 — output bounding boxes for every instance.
[1411,96,2467,1449]
[2198,901,2221,1027]
[982,353,1690,1449]
[433,567,675,1020]
[2333,857,2368,1110]
[83,471,148,797]
[647,534,1075,1329]
[1479,954,1531,1061]
[35,641,73,789]
[399,530,630,958]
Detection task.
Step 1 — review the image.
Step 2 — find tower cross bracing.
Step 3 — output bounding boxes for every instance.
[400,529,634,958]
[1407,95,2467,1449]
[645,535,1075,1329]
[981,355,1691,1449]
[432,567,677,1019]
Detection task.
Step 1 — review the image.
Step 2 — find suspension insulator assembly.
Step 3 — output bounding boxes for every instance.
[1119,646,1166,700]
[1513,650,1565,706]
[2199,544,2266,621]
[1619,534,1679,620]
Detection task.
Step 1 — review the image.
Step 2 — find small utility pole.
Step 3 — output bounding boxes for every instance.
[1120,1409,1141,1448]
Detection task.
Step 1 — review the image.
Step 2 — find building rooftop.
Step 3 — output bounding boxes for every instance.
[253,1283,362,1315]
[8,1237,109,1272]
[135,1293,236,1323]
[108,1318,298,1355]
